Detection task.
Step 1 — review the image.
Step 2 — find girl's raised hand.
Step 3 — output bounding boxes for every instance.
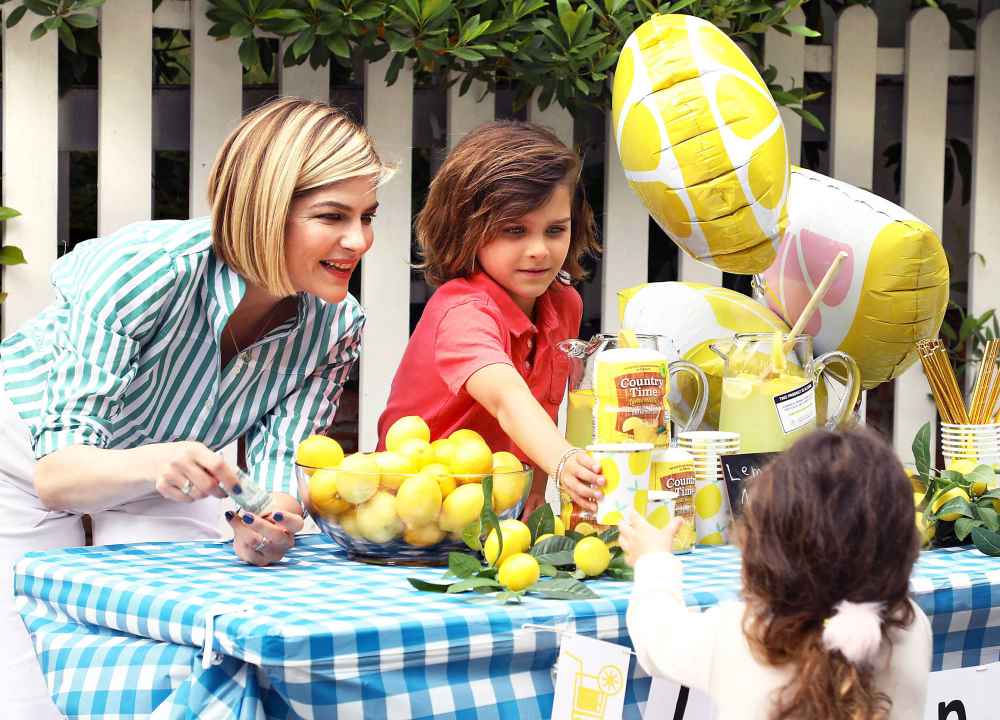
[618,509,682,566]
[558,450,604,513]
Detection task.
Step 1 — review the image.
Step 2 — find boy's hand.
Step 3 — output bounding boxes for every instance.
[559,451,604,513]
[618,509,683,566]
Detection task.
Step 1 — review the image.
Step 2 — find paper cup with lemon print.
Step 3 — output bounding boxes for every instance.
[612,14,789,275]
[586,443,653,525]
[620,282,791,430]
[646,490,694,554]
[758,168,948,389]
[693,478,730,545]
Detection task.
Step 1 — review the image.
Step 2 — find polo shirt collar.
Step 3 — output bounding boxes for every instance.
[469,271,560,338]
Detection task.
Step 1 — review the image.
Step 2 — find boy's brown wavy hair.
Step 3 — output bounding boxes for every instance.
[415,120,600,287]
[735,428,921,720]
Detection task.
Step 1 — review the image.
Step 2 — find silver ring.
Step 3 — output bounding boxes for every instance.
[181,480,193,496]
[253,538,268,554]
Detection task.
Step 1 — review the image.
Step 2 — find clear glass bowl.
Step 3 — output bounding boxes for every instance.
[296,463,533,566]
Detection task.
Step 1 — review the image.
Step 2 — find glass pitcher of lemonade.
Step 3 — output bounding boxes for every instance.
[712,333,861,453]
[558,333,708,449]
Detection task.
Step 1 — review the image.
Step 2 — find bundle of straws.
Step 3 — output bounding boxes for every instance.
[917,338,1000,424]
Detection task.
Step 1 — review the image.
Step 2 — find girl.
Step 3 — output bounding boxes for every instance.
[0,98,391,717]
[378,121,603,517]
[618,429,932,719]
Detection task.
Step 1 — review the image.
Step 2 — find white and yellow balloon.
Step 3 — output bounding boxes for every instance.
[612,13,790,275]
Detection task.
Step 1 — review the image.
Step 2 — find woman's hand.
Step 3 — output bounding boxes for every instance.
[558,450,604,513]
[228,492,304,566]
[618,509,682,566]
[150,441,239,502]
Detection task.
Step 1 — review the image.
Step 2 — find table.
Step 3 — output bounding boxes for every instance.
[14,535,1000,719]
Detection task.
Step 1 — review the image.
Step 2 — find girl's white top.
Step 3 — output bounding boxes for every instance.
[627,552,933,719]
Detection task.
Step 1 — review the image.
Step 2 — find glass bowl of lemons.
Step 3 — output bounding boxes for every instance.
[295,418,533,566]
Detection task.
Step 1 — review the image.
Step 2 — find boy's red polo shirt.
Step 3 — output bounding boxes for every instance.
[377,271,582,462]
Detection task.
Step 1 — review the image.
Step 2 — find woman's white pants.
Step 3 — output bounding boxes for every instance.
[0,386,224,719]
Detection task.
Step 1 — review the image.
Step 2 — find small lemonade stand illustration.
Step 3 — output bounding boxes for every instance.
[565,650,625,719]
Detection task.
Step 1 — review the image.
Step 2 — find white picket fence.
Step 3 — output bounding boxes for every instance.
[2,2,999,461]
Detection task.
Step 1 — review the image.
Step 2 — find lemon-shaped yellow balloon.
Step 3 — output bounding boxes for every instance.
[613,13,789,274]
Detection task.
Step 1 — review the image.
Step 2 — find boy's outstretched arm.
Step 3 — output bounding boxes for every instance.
[465,363,603,515]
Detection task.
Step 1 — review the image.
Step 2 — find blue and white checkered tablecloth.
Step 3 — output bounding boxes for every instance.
[13,535,1000,719]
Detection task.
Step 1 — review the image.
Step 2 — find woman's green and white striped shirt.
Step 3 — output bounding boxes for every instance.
[0,217,364,495]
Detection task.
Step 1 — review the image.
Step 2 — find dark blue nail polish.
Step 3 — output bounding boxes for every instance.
[272,512,284,522]
[242,513,254,524]
[224,510,235,521]
[232,483,243,495]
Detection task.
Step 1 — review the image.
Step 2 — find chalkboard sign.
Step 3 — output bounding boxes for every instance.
[720,452,777,517]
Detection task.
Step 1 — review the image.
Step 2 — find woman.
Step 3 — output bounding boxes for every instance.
[0,97,392,718]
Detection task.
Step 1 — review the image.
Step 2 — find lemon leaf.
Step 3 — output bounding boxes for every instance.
[526,504,555,543]
[975,506,1000,531]
[448,552,482,579]
[530,535,575,556]
[531,578,600,600]
[497,590,526,604]
[971,527,1000,556]
[934,497,974,521]
[955,517,983,541]
[462,521,483,551]
[538,563,559,577]
[964,465,994,487]
[533,550,576,567]
[598,527,619,545]
[912,422,931,478]
[446,577,503,593]
[977,488,1000,502]
[407,578,453,593]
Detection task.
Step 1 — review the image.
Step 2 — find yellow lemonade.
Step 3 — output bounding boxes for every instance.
[567,389,596,448]
[719,370,816,453]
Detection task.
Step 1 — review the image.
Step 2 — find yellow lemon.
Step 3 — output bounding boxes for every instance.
[601,458,621,494]
[398,437,434,470]
[498,519,531,551]
[574,522,597,536]
[695,484,723,519]
[451,438,493,480]
[396,472,443,528]
[375,451,418,491]
[930,487,970,522]
[483,523,530,566]
[420,463,456,498]
[295,434,345,470]
[335,453,380,504]
[430,438,458,468]
[307,468,351,517]
[535,533,554,544]
[338,508,362,538]
[699,531,726,545]
[450,428,486,445]
[497,553,540,591]
[602,510,624,525]
[492,451,523,473]
[915,511,935,546]
[403,524,447,547]
[492,471,527,513]
[574,536,611,577]
[906,468,927,493]
[438,483,485,533]
[553,517,566,536]
[356,490,404,543]
[385,415,430,453]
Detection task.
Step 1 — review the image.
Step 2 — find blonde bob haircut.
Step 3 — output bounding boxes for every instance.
[208,97,393,296]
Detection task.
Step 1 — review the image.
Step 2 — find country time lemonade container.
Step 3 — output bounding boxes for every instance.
[650,447,696,553]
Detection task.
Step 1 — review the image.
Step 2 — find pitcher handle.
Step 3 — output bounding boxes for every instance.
[814,351,862,429]
[667,360,709,434]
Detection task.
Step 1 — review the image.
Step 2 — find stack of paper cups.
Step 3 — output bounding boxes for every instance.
[677,431,740,545]
[941,424,1000,469]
